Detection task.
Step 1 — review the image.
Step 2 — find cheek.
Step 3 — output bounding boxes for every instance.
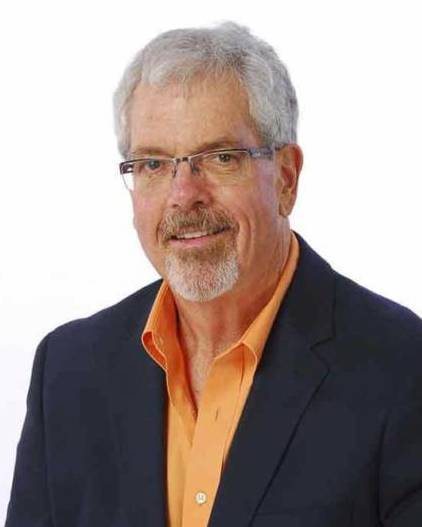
[234,189,281,257]
[237,186,279,231]
[132,195,161,248]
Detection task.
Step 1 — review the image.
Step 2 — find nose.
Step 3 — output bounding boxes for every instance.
[167,158,212,210]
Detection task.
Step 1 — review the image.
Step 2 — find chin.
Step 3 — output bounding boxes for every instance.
[164,253,239,302]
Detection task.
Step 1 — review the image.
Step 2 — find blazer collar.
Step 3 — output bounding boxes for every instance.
[105,230,336,527]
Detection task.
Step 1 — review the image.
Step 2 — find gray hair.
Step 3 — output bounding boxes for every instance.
[113,21,298,158]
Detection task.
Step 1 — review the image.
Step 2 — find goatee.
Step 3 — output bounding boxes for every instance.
[159,207,239,302]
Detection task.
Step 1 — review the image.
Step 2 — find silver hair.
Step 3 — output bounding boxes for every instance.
[113,21,298,158]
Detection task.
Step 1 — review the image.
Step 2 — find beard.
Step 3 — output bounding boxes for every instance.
[159,207,239,302]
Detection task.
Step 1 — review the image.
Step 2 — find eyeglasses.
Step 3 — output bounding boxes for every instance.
[119,144,286,192]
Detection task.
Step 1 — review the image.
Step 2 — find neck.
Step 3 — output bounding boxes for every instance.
[173,227,292,361]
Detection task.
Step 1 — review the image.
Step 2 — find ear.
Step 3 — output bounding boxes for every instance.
[275,144,303,217]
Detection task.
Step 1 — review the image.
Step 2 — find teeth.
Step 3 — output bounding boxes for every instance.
[177,231,209,240]
[174,227,228,240]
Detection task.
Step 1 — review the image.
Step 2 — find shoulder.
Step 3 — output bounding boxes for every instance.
[294,231,421,354]
[328,270,422,401]
[294,227,421,405]
[332,270,422,343]
[40,280,162,362]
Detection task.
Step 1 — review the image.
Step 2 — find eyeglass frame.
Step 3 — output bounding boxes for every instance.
[119,143,288,190]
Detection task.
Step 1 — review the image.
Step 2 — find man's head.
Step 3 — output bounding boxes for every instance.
[114,22,302,302]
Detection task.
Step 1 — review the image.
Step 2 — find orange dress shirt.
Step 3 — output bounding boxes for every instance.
[142,230,300,527]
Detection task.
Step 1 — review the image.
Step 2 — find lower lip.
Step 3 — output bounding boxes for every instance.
[168,229,229,248]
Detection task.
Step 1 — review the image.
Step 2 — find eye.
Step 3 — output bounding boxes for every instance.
[132,158,166,176]
[200,150,243,173]
[217,152,233,163]
[145,159,162,171]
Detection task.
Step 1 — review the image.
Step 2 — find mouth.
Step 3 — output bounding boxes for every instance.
[168,226,231,247]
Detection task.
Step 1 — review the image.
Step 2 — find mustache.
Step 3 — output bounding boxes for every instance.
[158,207,236,242]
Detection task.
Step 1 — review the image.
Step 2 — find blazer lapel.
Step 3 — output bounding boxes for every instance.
[208,232,336,527]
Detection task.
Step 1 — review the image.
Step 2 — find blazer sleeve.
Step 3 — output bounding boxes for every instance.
[379,359,422,526]
[5,335,54,527]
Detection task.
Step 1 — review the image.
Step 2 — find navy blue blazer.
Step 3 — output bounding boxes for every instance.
[5,232,422,526]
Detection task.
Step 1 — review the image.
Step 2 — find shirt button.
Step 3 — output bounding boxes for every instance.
[195,491,207,505]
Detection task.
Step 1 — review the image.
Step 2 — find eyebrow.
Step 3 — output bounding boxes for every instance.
[129,137,245,158]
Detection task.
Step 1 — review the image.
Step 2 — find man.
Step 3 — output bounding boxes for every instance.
[5,21,422,527]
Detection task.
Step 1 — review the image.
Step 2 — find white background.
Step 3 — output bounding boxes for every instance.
[1,0,421,521]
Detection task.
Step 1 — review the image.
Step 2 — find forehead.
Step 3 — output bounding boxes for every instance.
[128,74,260,154]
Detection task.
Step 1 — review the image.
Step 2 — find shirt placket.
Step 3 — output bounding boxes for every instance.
[182,348,243,527]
